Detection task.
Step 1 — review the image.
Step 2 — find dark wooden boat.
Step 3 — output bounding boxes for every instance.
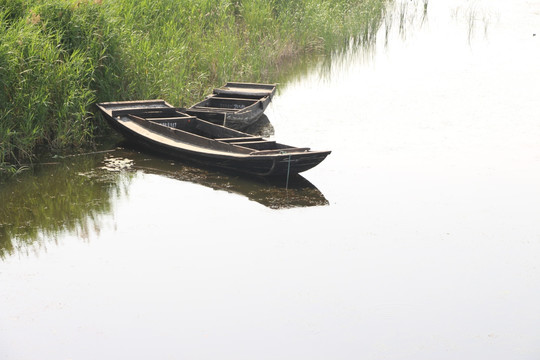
[96,100,330,177]
[183,82,277,130]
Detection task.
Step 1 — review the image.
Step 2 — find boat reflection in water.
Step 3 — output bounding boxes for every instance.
[113,144,329,210]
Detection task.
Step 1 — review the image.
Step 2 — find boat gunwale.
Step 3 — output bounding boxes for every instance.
[128,114,330,158]
[216,82,277,95]
[190,96,265,112]
[126,114,254,156]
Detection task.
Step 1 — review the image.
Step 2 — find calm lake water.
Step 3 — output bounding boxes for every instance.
[1,1,540,359]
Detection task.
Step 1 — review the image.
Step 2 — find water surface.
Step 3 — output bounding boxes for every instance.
[1,1,540,359]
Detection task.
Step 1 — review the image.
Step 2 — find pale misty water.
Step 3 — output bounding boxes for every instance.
[1,1,540,359]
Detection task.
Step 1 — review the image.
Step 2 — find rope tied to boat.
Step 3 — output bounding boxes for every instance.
[286,154,292,189]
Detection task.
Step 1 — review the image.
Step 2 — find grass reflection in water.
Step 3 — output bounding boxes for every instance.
[0,152,132,258]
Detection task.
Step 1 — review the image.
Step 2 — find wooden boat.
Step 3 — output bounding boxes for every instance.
[96,100,330,177]
[183,82,277,130]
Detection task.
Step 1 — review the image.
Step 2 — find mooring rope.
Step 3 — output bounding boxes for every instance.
[286,154,292,189]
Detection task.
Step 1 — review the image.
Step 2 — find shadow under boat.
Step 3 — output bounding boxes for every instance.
[111,141,328,209]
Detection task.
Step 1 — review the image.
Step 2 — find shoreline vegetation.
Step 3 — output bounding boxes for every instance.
[0,0,388,175]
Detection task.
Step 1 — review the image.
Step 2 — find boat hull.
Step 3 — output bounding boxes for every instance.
[106,118,327,176]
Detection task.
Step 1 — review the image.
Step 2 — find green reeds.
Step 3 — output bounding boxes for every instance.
[0,0,388,171]
[1,0,111,167]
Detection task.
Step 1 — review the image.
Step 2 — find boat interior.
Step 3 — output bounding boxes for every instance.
[213,82,275,97]
[113,107,298,153]
[192,96,258,110]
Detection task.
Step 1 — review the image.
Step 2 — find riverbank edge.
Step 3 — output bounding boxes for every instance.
[0,0,388,176]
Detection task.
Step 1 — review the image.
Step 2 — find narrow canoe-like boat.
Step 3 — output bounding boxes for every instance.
[96,100,330,177]
[183,82,277,130]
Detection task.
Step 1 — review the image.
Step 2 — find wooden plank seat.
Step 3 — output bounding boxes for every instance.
[148,116,198,130]
[207,96,258,103]
[230,140,277,150]
[215,136,262,142]
[251,147,311,155]
[229,140,276,146]
[149,116,197,122]
[213,89,273,97]
[111,107,177,117]
[191,106,240,112]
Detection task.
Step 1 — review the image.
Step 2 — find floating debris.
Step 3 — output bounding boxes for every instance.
[101,157,134,172]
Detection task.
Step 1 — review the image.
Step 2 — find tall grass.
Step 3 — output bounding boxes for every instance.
[1,0,113,166]
[0,0,388,170]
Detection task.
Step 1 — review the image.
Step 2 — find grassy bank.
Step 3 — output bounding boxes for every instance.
[0,0,388,171]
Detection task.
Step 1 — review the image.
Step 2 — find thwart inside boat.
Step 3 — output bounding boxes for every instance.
[126,110,308,154]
